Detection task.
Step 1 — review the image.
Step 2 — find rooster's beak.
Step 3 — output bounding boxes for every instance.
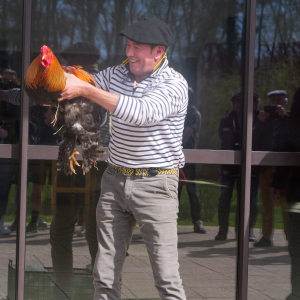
[41,55,46,61]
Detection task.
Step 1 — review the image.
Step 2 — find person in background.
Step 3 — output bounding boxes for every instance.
[0,69,20,235]
[253,90,289,247]
[178,87,206,234]
[215,91,260,241]
[0,69,51,234]
[271,87,300,299]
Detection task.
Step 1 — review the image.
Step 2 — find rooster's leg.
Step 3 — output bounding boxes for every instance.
[51,102,60,126]
[69,136,80,174]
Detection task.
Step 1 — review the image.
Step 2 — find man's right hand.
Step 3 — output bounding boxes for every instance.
[258,111,270,123]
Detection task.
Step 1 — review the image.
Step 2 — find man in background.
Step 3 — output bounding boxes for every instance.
[178,87,206,234]
[215,92,260,241]
[253,90,289,247]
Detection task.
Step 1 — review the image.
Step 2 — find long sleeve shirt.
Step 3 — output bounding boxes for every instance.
[94,58,188,169]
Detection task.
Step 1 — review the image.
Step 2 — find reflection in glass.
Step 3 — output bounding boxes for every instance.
[21,161,240,299]
[0,0,23,145]
[249,1,300,298]
[23,160,105,299]
[24,0,247,150]
[0,159,18,299]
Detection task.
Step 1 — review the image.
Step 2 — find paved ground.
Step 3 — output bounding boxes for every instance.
[0,225,291,300]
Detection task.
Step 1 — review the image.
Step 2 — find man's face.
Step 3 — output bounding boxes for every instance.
[233,98,242,114]
[126,39,164,82]
[268,95,287,106]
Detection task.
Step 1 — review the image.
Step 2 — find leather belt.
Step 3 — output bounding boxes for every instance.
[108,163,178,177]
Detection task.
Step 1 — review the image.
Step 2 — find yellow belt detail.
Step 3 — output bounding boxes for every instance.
[108,163,178,177]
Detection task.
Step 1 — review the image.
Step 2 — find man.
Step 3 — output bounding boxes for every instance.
[215,92,260,241]
[253,90,289,247]
[178,87,206,234]
[270,87,300,299]
[59,18,188,300]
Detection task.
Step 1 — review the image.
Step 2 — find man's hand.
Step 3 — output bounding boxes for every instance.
[58,73,91,101]
[275,105,286,118]
[258,111,270,123]
[270,187,284,207]
[58,73,119,113]
[0,128,8,139]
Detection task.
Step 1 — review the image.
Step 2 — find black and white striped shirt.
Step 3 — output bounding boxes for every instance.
[94,58,188,169]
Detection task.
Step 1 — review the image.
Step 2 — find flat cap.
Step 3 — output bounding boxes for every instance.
[267,90,287,97]
[60,41,100,60]
[231,91,259,102]
[120,18,173,46]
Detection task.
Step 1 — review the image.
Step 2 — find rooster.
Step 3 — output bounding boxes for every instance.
[25,45,105,175]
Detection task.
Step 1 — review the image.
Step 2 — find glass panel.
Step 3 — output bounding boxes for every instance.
[0,158,19,299]
[252,0,300,153]
[23,161,242,299]
[249,2,300,298]
[24,159,105,300]
[24,0,248,150]
[248,164,295,299]
[24,1,253,299]
[0,0,23,145]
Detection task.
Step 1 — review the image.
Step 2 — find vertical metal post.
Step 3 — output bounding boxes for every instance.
[236,0,256,299]
[16,0,32,299]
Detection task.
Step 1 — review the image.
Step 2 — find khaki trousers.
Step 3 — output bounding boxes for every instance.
[259,166,289,239]
[93,166,186,300]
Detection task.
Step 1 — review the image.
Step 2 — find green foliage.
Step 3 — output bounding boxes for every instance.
[254,58,300,109]
[197,72,242,151]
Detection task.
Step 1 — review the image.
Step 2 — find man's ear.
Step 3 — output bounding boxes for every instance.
[154,46,165,60]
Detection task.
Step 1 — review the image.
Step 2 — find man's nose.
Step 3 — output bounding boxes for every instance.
[126,47,134,57]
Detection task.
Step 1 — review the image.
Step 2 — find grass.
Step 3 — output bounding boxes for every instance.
[178,180,285,229]
[4,178,285,231]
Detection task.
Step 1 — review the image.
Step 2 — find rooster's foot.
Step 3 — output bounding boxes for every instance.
[69,149,80,174]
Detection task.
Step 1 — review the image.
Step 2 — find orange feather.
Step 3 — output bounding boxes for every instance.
[25,46,97,99]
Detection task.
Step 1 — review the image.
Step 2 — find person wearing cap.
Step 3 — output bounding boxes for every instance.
[215,91,260,241]
[270,87,300,299]
[59,18,187,299]
[253,90,290,247]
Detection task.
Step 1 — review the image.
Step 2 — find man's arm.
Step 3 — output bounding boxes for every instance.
[0,88,37,106]
[59,73,188,126]
[59,73,119,112]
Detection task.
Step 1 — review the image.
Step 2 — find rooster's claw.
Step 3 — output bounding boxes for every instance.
[69,149,80,174]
